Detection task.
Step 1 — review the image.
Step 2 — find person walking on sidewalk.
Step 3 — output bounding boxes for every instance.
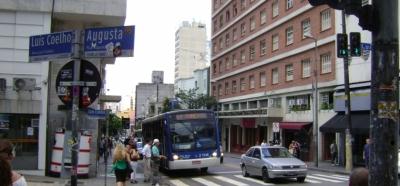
[127,143,139,184]
[151,139,166,186]
[330,140,338,166]
[112,144,129,186]
[363,138,370,169]
[142,139,152,183]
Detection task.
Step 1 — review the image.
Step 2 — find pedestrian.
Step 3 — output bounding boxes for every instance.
[219,144,223,164]
[261,139,268,146]
[330,140,338,166]
[363,138,370,169]
[349,167,369,186]
[112,144,129,186]
[151,139,166,186]
[141,139,152,183]
[288,141,295,155]
[0,139,27,186]
[126,143,139,184]
[0,156,12,186]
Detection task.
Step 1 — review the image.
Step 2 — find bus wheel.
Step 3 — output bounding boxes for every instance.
[200,167,208,174]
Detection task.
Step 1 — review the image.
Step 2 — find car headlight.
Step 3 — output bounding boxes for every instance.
[212,152,217,157]
[301,164,308,168]
[173,154,179,160]
[267,164,280,169]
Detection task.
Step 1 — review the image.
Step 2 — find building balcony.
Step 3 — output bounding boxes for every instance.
[217,107,283,118]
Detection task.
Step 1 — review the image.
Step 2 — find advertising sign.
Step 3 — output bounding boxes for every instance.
[29,31,75,62]
[84,26,135,58]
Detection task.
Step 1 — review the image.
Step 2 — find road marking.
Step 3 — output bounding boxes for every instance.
[234,175,275,185]
[331,174,350,179]
[213,171,242,174]
[313,174,349,181]
[192,177,221,186]
[307,175,342,183]
[170,179,190,186]
[305,179,322,183]
[214,176,248,186]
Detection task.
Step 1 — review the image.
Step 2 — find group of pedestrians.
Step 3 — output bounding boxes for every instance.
[112,138,165,186]
[0,139,28,186]
[288,140,301,158]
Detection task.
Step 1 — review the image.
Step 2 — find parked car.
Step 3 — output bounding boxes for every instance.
[240,145,307,183]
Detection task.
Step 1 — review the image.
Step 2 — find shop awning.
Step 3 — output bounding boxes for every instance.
[241,118,256,128]
[279,122,311,130]
[319,112,370,134]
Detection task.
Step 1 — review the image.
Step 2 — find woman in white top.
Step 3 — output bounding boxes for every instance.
[0,139,27,186]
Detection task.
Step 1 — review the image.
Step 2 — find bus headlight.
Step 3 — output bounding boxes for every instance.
[173,154,179,160]
[212,152,217,157]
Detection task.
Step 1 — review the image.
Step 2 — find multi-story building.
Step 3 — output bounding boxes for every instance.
[211,0,371,163]
[0,0,126,175]
[175,67,210,95]
[175,21,208,92]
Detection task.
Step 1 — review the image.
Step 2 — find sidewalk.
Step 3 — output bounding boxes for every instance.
[224,152,351,175]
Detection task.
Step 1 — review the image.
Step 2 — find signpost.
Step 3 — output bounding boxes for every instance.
[29,25,134,186]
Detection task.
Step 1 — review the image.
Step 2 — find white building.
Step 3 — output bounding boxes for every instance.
[174,21,208,92]
[0,0,126,175]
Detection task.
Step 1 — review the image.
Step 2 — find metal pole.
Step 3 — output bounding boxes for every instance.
[104,110,110,186]
[370,0,398,185]
[71,30,81,186]
[341,10,353,172]
[312,38,319,167]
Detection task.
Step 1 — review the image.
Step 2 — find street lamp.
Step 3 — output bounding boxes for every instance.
[304,33,319,167]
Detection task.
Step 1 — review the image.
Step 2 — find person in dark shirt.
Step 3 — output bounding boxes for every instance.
[363,138,370,169]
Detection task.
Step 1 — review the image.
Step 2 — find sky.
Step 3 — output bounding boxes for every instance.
[105,0,212,110]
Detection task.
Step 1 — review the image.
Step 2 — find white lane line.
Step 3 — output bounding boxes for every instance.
[307,175,343,183]
[192,177,221,186]
[170,179,190,186]
[234,175,275,185]
[313,174,349,181]
[305,179,322,184]
[214,171,242,174]
[331,174,350,179]
[213,176,248,186]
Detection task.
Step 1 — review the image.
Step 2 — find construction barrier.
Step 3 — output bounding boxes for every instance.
[77,131,92,177]
[50,129,65,177]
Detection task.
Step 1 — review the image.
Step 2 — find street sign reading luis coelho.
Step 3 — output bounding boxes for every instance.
[84,26,135,58]
[29,31,75,62]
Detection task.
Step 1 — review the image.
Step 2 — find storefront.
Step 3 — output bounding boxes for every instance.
[0,113,39,170]
[279,122,312,161]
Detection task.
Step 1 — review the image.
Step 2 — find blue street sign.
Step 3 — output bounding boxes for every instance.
[87,108,107,119]
[29,31,75,62]
[84,26,135,58]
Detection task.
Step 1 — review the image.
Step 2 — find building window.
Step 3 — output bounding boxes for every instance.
[233,3,238,16]
[240,50,246,64]
[219,60,223,73]
[260,72,266,87]
[232,80,237,93]
[213,42,217,54]
[232,53,238,66]
[219,37,224,49]
[269,97,282,108]
[272,0,279,18]
[225,33,230,47]
[302,58,311,78]
[213,64,217,74]
[250,16,256,31]
[213,20,218,32]
[272,67,279,84]
[219,15,224,28]
[287,95,311,112]
[286,0,293,9]
[233,28,238,41]
[249,75,255,89]
[320,91,334,110]
[226,11,230,22]
[321,53,332,74]
[225,57,231,70]
[218,84,223,96]
[285,64,293,81]
[249,45,255,61]
[260,9,267,25]
[241,0,246,10]
[272,34,279,51]
[302,18,311,39]
[225,82,230,95]
[240,77,246,91]
[321,9,331,31]
[241,22,246,36]
[286,26,294,45]
[260,39,266,56]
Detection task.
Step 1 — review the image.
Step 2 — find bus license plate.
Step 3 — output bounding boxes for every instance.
[192,160,201,165]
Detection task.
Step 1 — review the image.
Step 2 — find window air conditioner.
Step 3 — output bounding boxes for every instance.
[13,78,36,91]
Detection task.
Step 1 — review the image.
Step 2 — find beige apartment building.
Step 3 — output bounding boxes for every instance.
[211,0,351,162]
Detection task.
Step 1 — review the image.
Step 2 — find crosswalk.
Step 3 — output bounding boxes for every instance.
[167,173,349,186]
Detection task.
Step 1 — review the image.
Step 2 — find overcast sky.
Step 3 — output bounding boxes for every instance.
[105,0,211,109]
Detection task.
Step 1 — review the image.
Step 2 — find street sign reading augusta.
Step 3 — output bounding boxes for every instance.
[29,31,75,62]
[84,26,135,58]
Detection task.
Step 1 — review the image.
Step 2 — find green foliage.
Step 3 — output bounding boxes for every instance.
[172,88,217,111]
[108,113,122,136]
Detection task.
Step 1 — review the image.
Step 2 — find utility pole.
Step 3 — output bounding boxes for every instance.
[341,10,353,172]
[370,1,398,185]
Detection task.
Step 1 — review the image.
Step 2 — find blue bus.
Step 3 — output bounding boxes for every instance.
[142,109,221,172]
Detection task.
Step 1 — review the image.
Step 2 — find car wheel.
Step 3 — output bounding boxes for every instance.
[241,165,249,177]
[262,168,271,183]
[200,167,208,173]
[297,176,306,182]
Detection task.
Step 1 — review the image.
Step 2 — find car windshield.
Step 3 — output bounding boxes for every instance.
[262,147,293,158]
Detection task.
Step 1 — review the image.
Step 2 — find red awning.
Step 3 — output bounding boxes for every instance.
[241,118,256,128]
[279,122,311,130]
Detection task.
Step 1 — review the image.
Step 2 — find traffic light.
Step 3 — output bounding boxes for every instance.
[350,32,361,56]
[337,34,348,58]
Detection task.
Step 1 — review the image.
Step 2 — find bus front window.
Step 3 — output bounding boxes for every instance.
[170,120,216,151]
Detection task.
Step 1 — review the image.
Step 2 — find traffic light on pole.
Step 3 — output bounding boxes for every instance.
[337,34,348,58]
[349,32,361,56]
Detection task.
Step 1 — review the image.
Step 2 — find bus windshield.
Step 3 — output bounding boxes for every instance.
[170,119,217,151]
